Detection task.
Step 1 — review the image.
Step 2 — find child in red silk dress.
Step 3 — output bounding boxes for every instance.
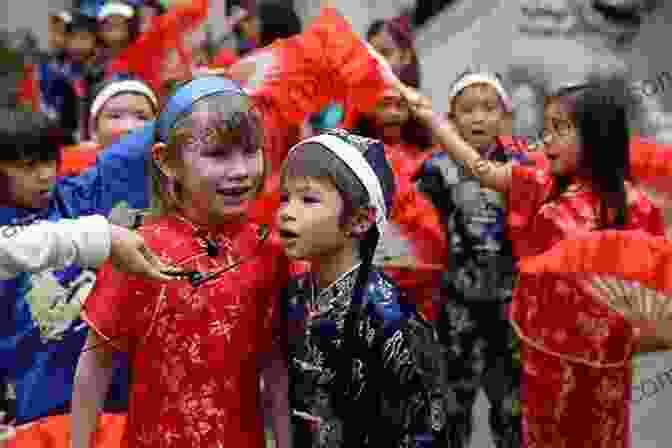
[402,76,666,448]
[72,77,294,448]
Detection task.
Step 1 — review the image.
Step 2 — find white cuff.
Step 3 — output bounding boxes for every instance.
[75,215,112,268]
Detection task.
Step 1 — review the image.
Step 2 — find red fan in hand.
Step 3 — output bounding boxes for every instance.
[518,230,672,327]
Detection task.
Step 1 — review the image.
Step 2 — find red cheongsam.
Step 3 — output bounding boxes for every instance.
[507,158,664,448]
[83,215,290,447]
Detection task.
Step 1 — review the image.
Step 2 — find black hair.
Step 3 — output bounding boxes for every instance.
[256,2,302,48]
[281,142,370,226]
[0,109,67,162]
[66,11,99,34]
[549,76,633,229]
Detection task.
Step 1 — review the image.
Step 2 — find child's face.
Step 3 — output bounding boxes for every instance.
[95,93,155,147]
[277,176,349,261]
[543,99,580,177]
[168,112,263,224]
[0,159,57,209]
[48,18,68,52]
[451,83,506,148]
[368,89,410,129]
[66,31,97,63]
[99,16,131,49]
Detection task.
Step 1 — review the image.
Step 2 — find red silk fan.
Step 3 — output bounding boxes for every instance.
[517,230,672,323]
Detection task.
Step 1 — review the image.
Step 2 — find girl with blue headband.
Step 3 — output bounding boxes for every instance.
[72,76,293,448]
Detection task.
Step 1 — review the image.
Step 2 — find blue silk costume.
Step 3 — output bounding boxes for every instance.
[286,266,451,448]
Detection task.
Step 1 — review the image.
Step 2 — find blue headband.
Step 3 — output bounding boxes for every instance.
[157,76,245,142]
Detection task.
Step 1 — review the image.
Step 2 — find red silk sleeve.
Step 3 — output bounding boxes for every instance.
[82,260,158,354]
[507,162,555,258]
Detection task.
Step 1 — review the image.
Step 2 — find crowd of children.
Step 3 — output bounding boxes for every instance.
[2,2,672,448]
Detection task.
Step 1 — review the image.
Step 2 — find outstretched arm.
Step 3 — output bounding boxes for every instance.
[398,86,513,193]
[0,216,109,280]
[0,215,176,282]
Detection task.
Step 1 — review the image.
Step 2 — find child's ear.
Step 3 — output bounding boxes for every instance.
[348,207,376,237]
[152,142,177,179]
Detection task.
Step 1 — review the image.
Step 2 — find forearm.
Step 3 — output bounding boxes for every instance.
[0,216,111,280]
[260,351,292,448]
[71,349,115,448]
[425,115,511,192]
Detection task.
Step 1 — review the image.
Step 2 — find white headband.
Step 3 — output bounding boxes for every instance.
[288,134,388,236]
[98,2,135,20]
[89,80,159,133]
[447,73,513,113]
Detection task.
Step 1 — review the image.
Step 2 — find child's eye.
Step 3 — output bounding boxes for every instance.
[279,193,289,203]
[302,195,320,204]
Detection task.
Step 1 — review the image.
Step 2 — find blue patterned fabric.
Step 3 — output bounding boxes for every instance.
[286,267,452,448]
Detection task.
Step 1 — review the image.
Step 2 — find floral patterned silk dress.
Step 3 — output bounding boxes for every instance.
[507,160,665,448]
[83,215,290,447]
